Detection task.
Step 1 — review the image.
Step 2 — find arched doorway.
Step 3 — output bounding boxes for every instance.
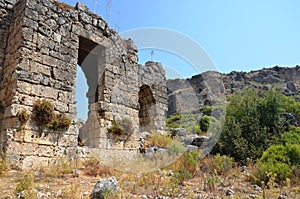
[138,85,156,133]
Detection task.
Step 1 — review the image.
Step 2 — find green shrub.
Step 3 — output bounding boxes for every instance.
[255,162,292,184]
[260,144,289,163]
[286,144,300,165]
[201,106,212,116]
[255,143,300,184]
[15,171,37,198]
[281,127,300,145]
[214,89,287,163]
[166,114,182,129]
[203,154,235,175]
[172,150,199,184]
[167,140,186,155]
[186,124,201,135]
[199,115,217,133]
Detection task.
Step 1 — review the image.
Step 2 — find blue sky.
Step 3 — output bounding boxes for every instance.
[61,0,300,119]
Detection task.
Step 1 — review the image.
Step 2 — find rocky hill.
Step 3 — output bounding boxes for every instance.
[167,66,300,116]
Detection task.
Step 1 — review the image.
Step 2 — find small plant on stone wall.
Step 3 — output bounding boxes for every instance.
[47,113,72,130]
[17,109,30,123]
[108,117,133,139]
[32,99,72,131]
[33,99,55,126]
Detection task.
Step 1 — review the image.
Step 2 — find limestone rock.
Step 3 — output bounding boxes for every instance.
[90,176,118,199]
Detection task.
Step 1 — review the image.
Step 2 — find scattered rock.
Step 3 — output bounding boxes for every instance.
[278,195,288,199]
[241,166,247,172]
[75,2,89,11]
[170,128,186,137]
[249,193,259,198]
[191,136,210,147]
[283,112,298,126]
[226,189,235,196]
[90,176,118,199]
[252,185,262,192]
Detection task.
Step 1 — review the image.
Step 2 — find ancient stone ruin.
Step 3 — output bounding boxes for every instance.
[0,0,167,169]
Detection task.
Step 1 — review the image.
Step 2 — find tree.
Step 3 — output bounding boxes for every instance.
[213,89,287,163]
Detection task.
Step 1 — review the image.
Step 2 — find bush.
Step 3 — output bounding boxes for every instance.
[286,144,300,165]
[167,140,186,155]
[47,113,72,130]
[255,143,300,184]
[33,99,54,126]
[146,133,173,148]
[214,89,287,163]
[15,171,37,198]
[281,127,300,145]
[32,99,72,131]
[84,164,111,177]
[171,150,199,184]
[203,154,234,175]
[260,144,289,163]
[255,162,292,184]
[44,158,75,177]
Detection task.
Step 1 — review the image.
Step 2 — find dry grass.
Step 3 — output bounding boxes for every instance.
[53,0,74,11]
[0,155,299,198]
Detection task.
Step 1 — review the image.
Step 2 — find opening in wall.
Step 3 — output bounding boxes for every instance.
[76,37,105,147]
[138,85,156,133]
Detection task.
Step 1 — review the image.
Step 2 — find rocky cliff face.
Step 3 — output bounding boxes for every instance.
[167,66,300,116]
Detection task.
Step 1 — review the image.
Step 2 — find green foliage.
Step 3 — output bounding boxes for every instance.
[254,126,300,183]
[32,99,71,131]
[17,109,30,123]
[214,89,287,163]
[15,171,37,198]
[167,140,186,155]
[204,174,222,191]
[260,144,289,163]
[201,106,212,116]
[281,127,300,145]
[255,162,292,184]
[203,154,235,175]
[279,95,300,123]
[166,114,181,129]
[198,115,217,133]
[286,144,300,165]
[173,150,199,184]
[166,113,204,134]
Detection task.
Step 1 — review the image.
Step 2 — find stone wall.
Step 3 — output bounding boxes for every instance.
[0,0,167,169]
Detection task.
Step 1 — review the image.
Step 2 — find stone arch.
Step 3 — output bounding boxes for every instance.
[138,85,156,132]
[77,36,106,147]
[77,36,105,106]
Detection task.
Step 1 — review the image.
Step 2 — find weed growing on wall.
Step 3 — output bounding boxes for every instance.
[32,99,72,131]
